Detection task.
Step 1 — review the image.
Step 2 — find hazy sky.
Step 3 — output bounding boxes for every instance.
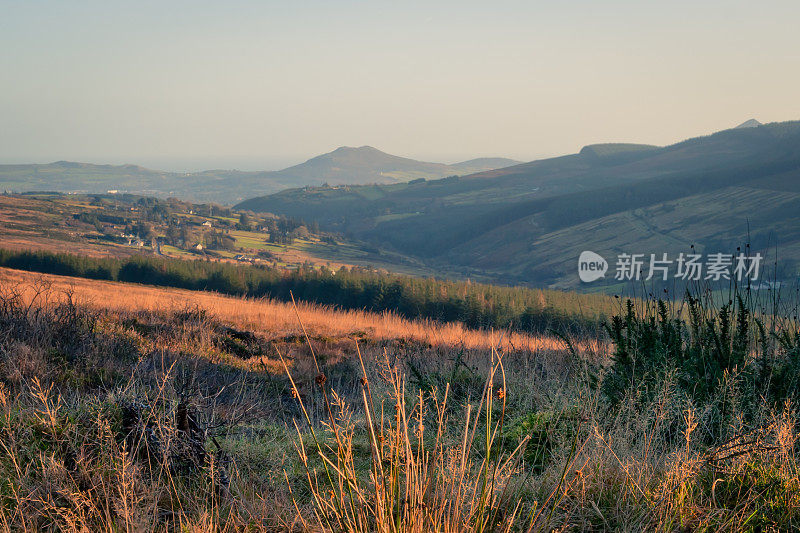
[2,0,799,170]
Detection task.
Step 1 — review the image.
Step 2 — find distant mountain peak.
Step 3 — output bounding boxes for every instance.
[734,119,762,129]
[332,145,382,153]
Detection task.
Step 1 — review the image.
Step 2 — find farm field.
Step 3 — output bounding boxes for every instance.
[0,193,439,277]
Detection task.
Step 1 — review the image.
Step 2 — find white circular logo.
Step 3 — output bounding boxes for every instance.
[578,251,607,282]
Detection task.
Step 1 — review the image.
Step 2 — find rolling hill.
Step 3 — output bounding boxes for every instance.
[0,148,519,204]
[236,120,800,289]
[249,146,520,186]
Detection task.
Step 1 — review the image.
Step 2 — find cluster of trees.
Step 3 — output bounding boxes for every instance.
[0,248,612,335]
[130,221,155,241]
[76,195,311,252]
[265,217,312,245]
[203,231,236,251]
[164,223,197,248]
[123,197,319,250]
[193,203,233,218]
[236,212,254,231]
[62,193,331,254]
[129,197,232,225]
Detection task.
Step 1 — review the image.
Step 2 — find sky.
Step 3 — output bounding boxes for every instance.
[1,0,799,171]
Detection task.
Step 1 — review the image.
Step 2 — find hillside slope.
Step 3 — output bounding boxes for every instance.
[237,121,800,288]
[256,146,520,186]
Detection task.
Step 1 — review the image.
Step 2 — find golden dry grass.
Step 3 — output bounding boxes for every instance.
[2,267,799,531]
[0,266,603,355]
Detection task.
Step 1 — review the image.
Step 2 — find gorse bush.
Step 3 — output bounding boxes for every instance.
[603,291,800,436]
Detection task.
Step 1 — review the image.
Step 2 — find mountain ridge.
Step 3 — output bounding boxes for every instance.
[235,120,800,289]
[0,148,520,203]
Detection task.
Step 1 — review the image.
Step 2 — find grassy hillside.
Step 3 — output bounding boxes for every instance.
[0,192,433,276]
[257,146,520,186]
[3,264,800,530]
[237,121,800,289]
[0,247,620,335]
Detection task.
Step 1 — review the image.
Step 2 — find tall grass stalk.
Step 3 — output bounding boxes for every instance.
[282,301,535,532]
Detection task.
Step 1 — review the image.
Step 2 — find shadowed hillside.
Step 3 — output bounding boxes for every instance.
[237,120,800,288]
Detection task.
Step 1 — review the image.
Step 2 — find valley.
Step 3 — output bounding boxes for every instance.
[238,120,800,289]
